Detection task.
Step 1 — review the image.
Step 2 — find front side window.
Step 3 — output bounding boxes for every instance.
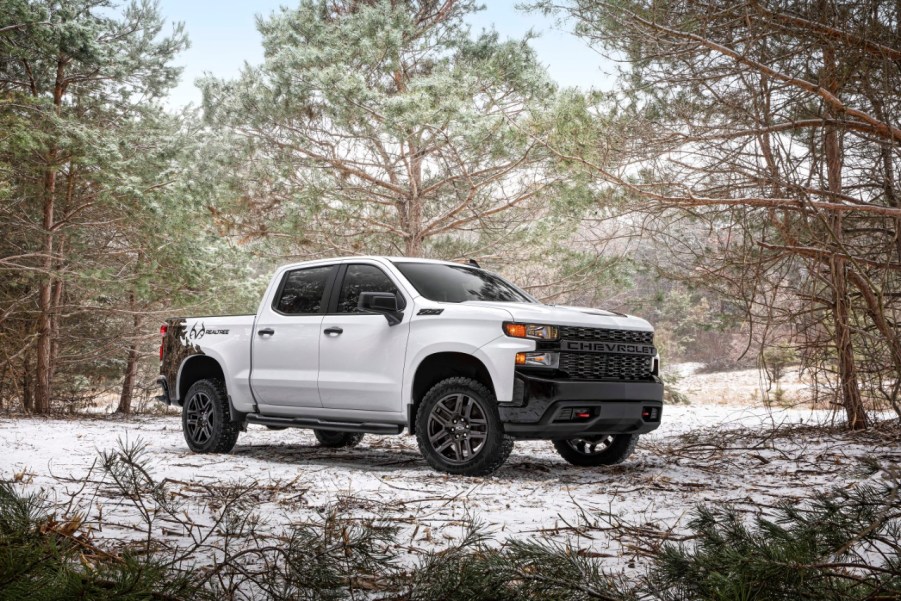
[275,266,332,315]
[336,264,401,313]
[393,262,535,303]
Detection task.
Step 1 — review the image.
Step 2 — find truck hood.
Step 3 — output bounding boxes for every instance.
[460,301,652,331]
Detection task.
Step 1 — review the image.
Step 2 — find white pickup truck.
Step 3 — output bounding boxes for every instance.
[157,257,663,476]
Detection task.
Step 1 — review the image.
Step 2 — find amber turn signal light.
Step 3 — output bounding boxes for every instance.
[505,323,527,338]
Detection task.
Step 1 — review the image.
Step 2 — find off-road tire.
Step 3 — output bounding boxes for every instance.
[182,378,241,453]
[552,433,639,467]
[313,430,365,448]
[415,377,513,476]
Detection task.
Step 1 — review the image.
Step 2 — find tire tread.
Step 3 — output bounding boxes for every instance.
[415,377,513,476]
[182,378,240,454]
[552,433,639,467]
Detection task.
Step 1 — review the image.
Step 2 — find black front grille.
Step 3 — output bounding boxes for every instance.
[559,326,653,345]
[559,352,653,381]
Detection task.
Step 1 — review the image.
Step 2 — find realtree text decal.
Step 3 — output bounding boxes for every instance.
[187,322,230,341]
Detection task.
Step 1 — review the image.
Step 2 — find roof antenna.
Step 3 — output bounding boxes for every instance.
[467,259,481,268]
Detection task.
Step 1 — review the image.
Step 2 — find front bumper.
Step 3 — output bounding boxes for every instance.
[499,372,664,439]
[154,376,172,405]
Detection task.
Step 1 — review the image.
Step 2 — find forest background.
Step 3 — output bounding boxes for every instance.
[1,0,899,430]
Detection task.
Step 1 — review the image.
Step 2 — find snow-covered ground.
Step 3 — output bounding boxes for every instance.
[3,398,898,577]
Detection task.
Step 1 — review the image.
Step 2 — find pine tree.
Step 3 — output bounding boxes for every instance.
[0,0,188,412]
[200,0,582,259]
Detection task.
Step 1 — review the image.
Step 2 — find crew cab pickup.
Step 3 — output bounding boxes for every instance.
[157,257,663,476]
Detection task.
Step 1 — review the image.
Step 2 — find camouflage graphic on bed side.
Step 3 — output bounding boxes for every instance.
[160,318,205,401]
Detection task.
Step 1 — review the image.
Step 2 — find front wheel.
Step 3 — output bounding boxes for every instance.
[415,377,513,476]
[182,378,240,453]
[552,434,639,467]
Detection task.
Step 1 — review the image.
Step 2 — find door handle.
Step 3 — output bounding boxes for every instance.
[323,327,344,336]
[257,328,275,336]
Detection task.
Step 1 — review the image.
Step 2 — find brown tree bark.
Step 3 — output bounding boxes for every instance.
[34,155,57,414]
[117,293,142,414]
[22,353,33,412]
[33,57,67,414]
[404,141,424,256]
[48,245,65,386]
[48,169,74,387]
[823,44,866,429]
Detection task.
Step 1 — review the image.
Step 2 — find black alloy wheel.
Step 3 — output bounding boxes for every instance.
[426,392,488,464]
[415,377,513,476]
[181,378,241,453]
[185,391,214,446]
[552,433,639,467]
[566,435,615,455]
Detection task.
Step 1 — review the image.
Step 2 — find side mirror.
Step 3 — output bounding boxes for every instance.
[358,292,403,326]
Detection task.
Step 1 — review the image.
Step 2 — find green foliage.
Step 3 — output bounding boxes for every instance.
[408,526,634,600]
[257,511,399,601]
[648,482,901,601]
[0,1,261,411]
[2,439,901,600]
[200,0,594,259]
[0,481,209,601]
[641,281,741,367]
[762,345,798,384]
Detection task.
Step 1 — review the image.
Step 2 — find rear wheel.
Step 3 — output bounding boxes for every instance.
[313,430,365,448]
[182,378,240,453]
[552,434,639,467]
[415,377,513,476]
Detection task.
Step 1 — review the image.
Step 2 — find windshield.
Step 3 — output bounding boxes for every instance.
[394,262,536,304]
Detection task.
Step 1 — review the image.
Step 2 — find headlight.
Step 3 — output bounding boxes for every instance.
[503,322,559,340]
[515,352,559,368]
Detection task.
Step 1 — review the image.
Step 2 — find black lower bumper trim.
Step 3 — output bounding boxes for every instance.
[499,373,664,439]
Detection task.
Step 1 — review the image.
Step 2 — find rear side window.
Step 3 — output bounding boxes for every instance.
[275,266,332,315]
[336,264,401,313]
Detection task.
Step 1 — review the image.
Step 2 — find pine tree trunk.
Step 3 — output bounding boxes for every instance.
[823,44,866,430]
[22,353,33,412]
[34,156,56,414]
[48,172,73,388]
[0,362,7,410]
[830,244,866,429]
[404,138,424,257]
[404,233,422,256]
[117,294,142,415]
[48,240,65,386]
[34,63,66,415]
[880,143,901,263]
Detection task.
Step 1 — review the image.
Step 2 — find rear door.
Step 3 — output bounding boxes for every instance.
[250,264,336,410]
[318,262,412,413]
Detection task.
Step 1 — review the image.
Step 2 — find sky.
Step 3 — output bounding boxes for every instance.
[156,1,617,109]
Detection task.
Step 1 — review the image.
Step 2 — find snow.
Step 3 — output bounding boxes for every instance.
[2,399,898,578]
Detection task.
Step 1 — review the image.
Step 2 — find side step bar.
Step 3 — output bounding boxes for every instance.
[245,414,404,435]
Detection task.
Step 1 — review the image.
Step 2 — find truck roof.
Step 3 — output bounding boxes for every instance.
[280,256,478,271]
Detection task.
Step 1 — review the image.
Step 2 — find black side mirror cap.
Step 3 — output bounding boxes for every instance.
[358,292,403,326]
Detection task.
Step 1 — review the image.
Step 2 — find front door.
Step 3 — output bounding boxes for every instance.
[250,264,335,409]
[318,263,411,413]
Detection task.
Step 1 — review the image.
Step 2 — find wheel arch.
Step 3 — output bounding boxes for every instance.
[176,355,225,404]
[408,351,495,435]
